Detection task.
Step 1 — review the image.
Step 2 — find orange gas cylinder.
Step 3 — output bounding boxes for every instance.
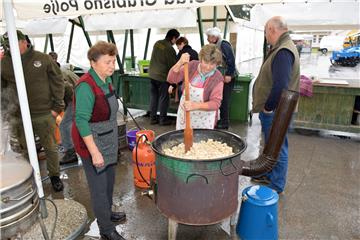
[132,130,156,189]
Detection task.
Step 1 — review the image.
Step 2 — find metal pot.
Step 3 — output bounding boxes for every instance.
[151,129,246,225]
[0,155,39,238]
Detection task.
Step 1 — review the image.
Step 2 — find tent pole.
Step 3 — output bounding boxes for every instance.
[130,29,135,69]
[69,19,82,28]
[213,6,217,27]
[106,30,112,42]
[43,34,49,53]
[78,16,92,47]
[143,28,151,60]
[223,11,230,39]
[49,33,54,52]
[197,8,204,47]
[66,22,75,63]
[3,0,48,219]
[107,30,124,74]
[122,30,128,64]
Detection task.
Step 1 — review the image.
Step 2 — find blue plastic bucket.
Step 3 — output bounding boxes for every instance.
[127,129,138,151]
[236,185,279,240]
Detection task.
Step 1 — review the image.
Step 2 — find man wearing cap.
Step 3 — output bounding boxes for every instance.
[1,30,65,192]
[206,27,237,130]
[251,16,300,194]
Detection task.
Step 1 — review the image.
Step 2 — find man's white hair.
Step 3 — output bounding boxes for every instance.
[268,16,288,31]
[205,27,222,37]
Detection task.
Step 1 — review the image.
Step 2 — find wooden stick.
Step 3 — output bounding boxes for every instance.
[183,63,193,152]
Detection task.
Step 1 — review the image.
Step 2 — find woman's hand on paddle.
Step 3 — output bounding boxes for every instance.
[180,53,190,65]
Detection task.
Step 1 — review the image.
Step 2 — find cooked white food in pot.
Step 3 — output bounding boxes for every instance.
[163,139,233,159]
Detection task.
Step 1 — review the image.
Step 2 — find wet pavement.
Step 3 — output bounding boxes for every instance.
[41,112,360,240]
[3,52,360,239]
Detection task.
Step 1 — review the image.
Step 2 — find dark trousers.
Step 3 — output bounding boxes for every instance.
[219,77,235,125]
[149,79,170,121]
[16,113,60,177]
[82,157,115,235]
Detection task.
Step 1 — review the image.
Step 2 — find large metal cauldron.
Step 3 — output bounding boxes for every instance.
[151,129,246,225]
[0,155,39,238]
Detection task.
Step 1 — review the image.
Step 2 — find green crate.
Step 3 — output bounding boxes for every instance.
[124,56,136,72]
[138,60,150,77]
[229,74,253,122]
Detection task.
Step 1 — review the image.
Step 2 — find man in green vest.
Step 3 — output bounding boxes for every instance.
[251,16,300,194]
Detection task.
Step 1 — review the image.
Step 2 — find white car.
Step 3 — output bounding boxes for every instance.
[319,36,345,54]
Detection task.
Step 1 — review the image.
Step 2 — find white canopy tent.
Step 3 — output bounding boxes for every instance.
[250,1,360,31]
[2,1,358,67]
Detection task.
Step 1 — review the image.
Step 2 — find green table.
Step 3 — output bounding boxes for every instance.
[294,79,360,133]
[119,74,178,114]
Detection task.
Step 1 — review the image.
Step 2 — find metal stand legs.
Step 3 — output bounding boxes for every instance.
[168,219,178,240]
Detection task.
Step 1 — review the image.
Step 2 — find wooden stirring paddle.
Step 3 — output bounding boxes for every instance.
[183,62,193,152]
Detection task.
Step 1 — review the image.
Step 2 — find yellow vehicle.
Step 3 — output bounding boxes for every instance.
[343,30,360,48]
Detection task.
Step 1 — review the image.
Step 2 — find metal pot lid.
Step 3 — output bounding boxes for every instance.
[243,185,279,205]
[0,154,33,191]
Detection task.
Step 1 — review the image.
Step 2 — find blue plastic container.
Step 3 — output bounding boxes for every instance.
[236,185,279,240]
[127,129,138,151]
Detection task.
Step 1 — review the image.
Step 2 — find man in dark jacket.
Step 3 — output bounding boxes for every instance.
[1,31,65,192]
[206,27,237,130]
[148,29,180,125]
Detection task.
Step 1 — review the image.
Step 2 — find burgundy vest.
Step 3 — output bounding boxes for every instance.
[71,73,113,158]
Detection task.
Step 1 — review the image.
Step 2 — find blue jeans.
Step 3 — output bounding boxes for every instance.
[259,111,289,193]
[59,104,74,151]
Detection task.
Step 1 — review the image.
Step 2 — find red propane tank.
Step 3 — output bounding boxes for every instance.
[132,130,156,189]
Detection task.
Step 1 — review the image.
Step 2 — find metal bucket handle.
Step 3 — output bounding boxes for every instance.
[186,173,209,184]
[135,134,151,187]
[1,186,34,203]
[127,127,138,132]
[219,158,239,176]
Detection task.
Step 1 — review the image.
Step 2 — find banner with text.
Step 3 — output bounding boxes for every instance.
[10,0,263,20]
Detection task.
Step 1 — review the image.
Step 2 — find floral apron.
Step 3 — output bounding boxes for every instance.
[176,82,216,130]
